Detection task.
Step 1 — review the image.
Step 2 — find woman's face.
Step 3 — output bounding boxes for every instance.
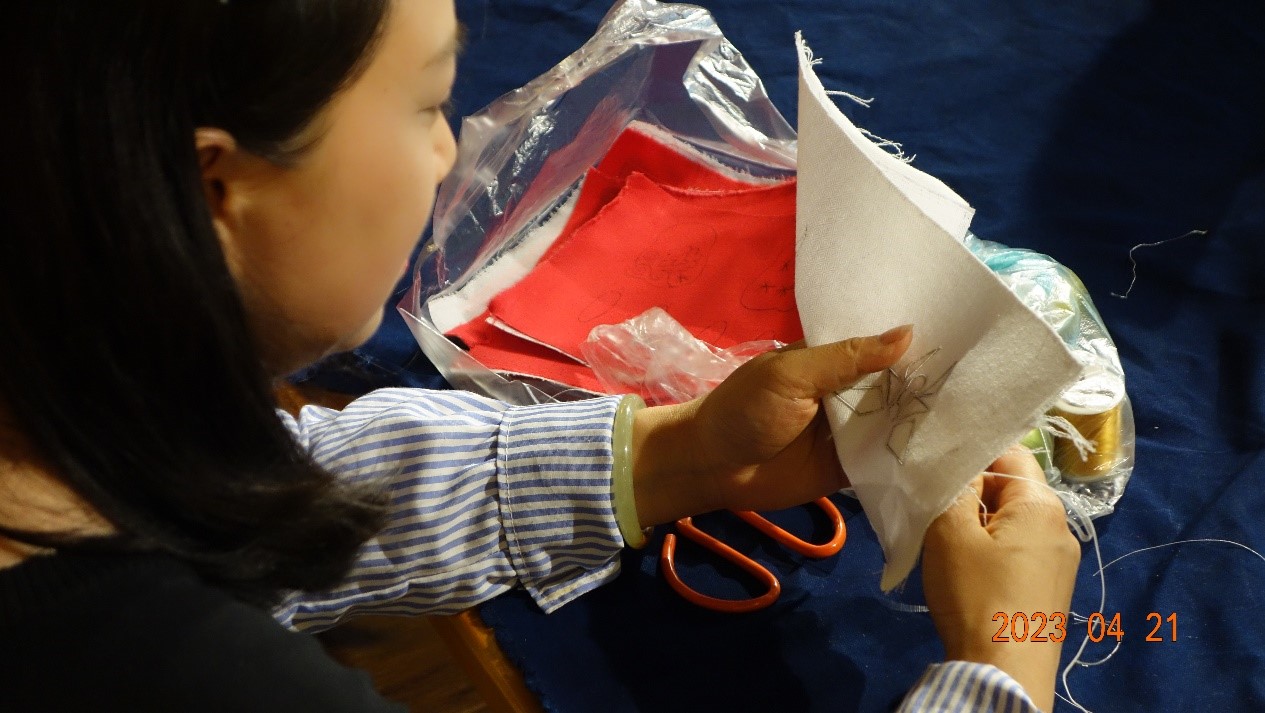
[209,0,459,374]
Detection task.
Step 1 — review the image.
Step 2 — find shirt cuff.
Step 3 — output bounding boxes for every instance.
[897,661,1042,713]
[496,396,625,613]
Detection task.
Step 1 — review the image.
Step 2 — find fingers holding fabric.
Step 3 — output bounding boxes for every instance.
[983,446,1074,538]
[654,325,912,521]
[926,475,989,549]
[765,324,913,399]
[921,442,1080,713]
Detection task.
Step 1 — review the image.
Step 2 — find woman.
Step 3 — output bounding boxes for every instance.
[0,1,1077,710]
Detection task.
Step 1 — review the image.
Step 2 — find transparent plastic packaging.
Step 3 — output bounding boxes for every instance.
[581,307,783,406]
[399,0,1134,517]
[963,233,1135,517]
[400,0,796,406]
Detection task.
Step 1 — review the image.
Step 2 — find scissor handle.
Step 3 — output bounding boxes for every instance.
[661,517,781,613]
[732,497,846,558]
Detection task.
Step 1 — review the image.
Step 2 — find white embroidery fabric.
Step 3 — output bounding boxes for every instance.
[794,34,1083,590]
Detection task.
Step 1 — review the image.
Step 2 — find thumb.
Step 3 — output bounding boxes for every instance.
[985,445,1061,513]
[768,325,913,399]
[925,476,989,545]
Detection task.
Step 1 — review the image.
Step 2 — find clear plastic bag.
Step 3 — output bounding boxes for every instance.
[963,233,1135,517]
[399,0,796,405]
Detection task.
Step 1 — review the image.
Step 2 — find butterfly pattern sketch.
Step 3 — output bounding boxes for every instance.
[833,348,958,465]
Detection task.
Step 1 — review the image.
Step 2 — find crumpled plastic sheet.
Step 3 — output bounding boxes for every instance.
[581,307,783,406]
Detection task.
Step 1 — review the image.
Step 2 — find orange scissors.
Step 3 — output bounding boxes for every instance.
[659,497,846,613]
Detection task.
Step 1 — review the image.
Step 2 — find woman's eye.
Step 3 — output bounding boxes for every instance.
[424,99,455,118]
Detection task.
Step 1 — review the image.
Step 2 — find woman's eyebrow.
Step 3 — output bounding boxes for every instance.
[424,22,467,69]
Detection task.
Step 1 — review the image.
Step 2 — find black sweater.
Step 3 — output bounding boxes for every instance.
[0,551,405,712]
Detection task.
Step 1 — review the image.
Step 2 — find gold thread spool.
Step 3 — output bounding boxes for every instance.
[1052,402,1123,481]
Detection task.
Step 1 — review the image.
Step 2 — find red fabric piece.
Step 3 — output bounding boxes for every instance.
[489,171,801,362]
[448,313,609,393]
[554,168,625,252]
[591,128,764,191]
[658,178,800,216]
[550,128,773,258]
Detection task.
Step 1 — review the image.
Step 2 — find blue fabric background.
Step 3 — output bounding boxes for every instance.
[304,0,1265,710]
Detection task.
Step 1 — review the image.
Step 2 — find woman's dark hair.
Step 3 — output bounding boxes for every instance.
[0,0,392,605]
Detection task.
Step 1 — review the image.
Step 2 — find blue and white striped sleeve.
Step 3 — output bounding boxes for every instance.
[897,661,1042,712]
[270,388,627,633]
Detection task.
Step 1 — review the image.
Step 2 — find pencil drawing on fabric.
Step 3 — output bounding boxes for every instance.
[627,224,716,288]
[833,348,958,465]
[740,257,796,311]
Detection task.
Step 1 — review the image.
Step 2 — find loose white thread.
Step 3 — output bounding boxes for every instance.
[1052,486,1105,713]
[857,127,915,162]
[881,471,1263,712]
[824,89,874,107]
[1111,229,1208,299]
[1039,413,1097,460]
[797,34,822,66]
[550,387,604,401]
[1098,538,1265,572]
[978,473,1264,712]
[800,33,915,164]
[883,599,932,615]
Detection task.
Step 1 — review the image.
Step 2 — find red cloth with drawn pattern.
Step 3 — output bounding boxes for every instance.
[489,171,800,362]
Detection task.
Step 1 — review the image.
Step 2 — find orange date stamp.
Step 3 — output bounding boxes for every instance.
[991,612,1179,643]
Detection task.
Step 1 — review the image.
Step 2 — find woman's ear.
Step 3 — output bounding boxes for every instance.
[194,127,247,270]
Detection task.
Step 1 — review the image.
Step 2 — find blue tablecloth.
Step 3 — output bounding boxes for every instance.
[307,0,1265,710]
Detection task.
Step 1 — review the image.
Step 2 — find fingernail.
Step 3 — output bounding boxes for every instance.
[878,324,913,345]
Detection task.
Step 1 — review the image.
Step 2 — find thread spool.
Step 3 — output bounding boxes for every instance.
[1051,369,1125,482]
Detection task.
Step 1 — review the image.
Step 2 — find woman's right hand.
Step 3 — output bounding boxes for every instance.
[922,446,1081,712]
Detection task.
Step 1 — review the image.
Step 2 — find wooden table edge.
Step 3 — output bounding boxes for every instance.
[430,610,545,713]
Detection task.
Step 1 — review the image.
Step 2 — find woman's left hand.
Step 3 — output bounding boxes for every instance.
[632,325,912,526]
